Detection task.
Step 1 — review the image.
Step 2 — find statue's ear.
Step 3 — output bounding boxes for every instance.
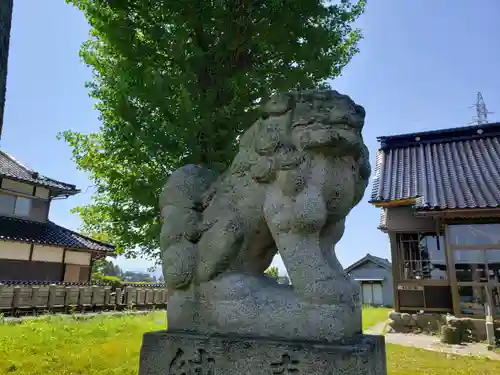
[260,92,295,118]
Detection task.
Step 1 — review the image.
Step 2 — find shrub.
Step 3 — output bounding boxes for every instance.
[100,276,124,290]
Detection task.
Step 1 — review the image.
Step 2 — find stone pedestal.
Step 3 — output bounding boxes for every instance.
[138,330,387,375]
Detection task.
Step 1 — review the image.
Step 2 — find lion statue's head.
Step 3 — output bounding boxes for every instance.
[230,90,370,185]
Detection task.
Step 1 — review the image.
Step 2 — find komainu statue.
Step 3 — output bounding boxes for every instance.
[160,90,371,342]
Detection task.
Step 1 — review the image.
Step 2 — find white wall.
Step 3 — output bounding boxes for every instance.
[65,250,91,266]
[0,241,30,260]
[31,245,63,262]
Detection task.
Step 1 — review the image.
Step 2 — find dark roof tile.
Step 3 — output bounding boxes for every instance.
[344,253,392,273]
[0,151,78,194]
[0,216,114,253]
[370,123,500,210]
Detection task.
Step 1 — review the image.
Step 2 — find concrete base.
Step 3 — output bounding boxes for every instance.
[138,330,387,375]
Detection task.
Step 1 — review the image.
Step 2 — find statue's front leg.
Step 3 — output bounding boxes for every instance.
[264,183,345,304]
[320,219,362,306]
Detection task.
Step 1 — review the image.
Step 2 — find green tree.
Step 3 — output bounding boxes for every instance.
[91,259,107,279]
[62,0,366,261]
[121,270,154,282]
[91,258,121,279]
[265,266,280,281]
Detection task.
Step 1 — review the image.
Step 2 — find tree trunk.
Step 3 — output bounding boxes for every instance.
[0,0,13,140]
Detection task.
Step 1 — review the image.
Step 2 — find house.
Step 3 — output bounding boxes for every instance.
[370,122,500,319]
[345,254,393,307]
[0,151,115,282]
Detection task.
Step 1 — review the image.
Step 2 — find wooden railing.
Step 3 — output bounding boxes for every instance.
[0,282,168,316]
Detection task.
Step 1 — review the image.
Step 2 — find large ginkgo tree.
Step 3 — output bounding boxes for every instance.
[62,0,367,262]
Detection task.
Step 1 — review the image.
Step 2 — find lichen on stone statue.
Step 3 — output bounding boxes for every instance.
[160,90,371,342]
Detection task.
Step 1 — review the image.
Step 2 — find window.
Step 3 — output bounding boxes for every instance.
[14,197,31,217]
[486,250,500,283]
[453,249,500,282]
[448,224,500,246]
[0,193,32,218]
[396,233,447,280]
[454,250,487,282]
[448,224,500,317]
[0,193,16,215]
[458,285,486,316]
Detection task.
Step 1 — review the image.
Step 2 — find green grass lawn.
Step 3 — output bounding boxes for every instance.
[0,313,166,375]
[362,306,391,330]
[0,310,498,375]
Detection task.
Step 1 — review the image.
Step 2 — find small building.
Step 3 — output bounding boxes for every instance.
[0,151,114,282]
[345,254,394,307]
[278,275,291,285]
[370,122,500,319]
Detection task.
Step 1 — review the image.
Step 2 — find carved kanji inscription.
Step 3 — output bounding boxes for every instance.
[169,348,215,375]
[270,354,299,374]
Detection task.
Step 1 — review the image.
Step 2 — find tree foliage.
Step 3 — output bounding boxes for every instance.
[92,258,157,283]
[265,266,280,281]
[62,0,366,261]
[91,258,121,281]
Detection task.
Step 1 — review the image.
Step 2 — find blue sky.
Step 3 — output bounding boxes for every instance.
[3,1,500,274]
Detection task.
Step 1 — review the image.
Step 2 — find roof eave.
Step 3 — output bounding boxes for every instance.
[91,247,116,257]
[0,173,80,196]
[55,226,117,254]
[370,198,417,208]
[376,123,500,153]
[414,206,500,218]
[376,122,500,146]
[50,188,81,198]
[0,237,116,254]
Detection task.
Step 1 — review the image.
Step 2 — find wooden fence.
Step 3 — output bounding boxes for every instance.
[0,283,168,316]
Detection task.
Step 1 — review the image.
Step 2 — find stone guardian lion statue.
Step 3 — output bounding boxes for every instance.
[160,90,371,342]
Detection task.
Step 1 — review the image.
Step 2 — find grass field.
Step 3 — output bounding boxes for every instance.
[0,310,498,375]
[362,306,391,330]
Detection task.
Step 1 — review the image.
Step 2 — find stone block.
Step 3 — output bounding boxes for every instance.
[441,325,461,345]
[400,313,411,323]
[414,313,445,332]
[388,311,401,322]
[139,330,387,375]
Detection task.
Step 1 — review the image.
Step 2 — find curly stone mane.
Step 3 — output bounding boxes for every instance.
[228,90,369,185]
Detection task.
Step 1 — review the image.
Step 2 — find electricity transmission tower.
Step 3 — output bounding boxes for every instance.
[469,92,493,126]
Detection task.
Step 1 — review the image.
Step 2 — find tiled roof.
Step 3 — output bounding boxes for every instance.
[344,253,392,273]
[0,216,115,253]
[0,151,78,195]
[370,254,392,268]
[370,122,500,210]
